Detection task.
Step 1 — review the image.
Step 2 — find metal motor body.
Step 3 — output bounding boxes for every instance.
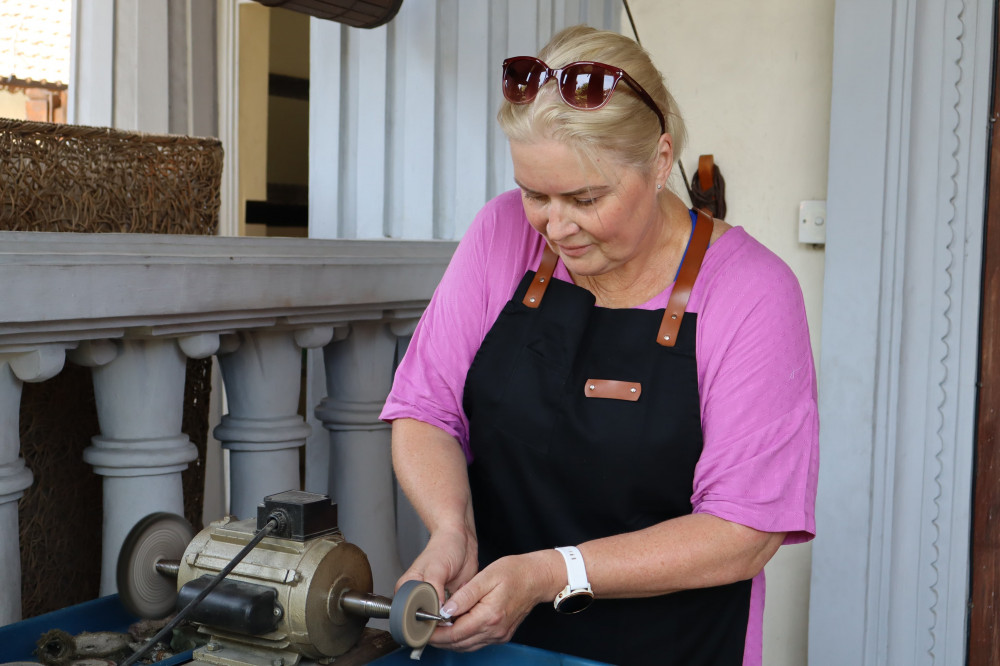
[117,491,441,666]
[177,513,372,661]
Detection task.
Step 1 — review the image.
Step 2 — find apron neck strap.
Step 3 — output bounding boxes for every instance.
[657,209,714,347]
[522,244,560,308]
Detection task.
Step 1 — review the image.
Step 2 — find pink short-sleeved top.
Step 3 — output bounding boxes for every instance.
[380,189,819,666]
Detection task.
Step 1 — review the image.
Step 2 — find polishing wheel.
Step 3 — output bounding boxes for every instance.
[116,512,194,619]
[389,580,440,649]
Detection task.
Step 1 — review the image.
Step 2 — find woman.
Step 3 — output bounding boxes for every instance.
[380,25,818,666]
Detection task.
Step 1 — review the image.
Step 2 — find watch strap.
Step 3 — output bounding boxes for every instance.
[555,546,590,591]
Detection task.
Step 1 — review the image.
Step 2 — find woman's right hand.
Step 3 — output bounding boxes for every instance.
[396,526,479,605]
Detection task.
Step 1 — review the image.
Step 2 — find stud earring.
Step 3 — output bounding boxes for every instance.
[656,184,663,190]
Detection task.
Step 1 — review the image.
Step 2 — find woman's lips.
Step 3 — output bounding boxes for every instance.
[557,243,590,258]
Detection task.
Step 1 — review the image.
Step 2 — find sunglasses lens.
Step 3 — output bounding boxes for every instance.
[560,64,617,109]
[503,59,547,104]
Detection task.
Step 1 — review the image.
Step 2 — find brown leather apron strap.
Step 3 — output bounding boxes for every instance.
[522,245,559,308]
[657,209,714,347]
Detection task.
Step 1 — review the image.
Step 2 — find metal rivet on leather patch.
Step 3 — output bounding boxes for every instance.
[663,335,670,341]
[671,314,678,319]
[630,388,637,393]
[529,297,536,303]
[539,277,545,283]
[589,384,595,390]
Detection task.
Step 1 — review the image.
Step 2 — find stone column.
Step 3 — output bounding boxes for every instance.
[214,328,330,519]
[316,321,401,599]
[77,339,199,596]
[0,346,68,624]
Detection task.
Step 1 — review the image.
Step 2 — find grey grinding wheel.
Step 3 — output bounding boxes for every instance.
[389,580,440,648]
[116,512,194,619]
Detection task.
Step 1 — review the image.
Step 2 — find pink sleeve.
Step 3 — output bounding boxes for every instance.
[380,191,537,460]
[690,235,819,544]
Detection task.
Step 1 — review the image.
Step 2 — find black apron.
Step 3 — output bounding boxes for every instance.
[463,211,751,666]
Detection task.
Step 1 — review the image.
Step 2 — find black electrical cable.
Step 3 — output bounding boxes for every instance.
[118,513,285,666]
[622,0,641,46]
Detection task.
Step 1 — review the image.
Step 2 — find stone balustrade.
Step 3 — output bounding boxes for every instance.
[0,231,455,625]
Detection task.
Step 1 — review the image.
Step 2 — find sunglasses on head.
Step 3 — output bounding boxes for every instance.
[501,56,666,135]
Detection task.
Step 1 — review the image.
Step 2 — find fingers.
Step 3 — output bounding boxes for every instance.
[428,559,536,652]
[431,591,523,651]
[439,572,480,619]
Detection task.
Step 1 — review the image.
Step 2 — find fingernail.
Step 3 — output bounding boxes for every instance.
[440,602,457,618]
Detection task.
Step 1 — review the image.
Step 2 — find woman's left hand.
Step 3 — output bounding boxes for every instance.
[430,550,563,652]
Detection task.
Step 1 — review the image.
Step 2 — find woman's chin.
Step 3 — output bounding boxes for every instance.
[560,256,610,279]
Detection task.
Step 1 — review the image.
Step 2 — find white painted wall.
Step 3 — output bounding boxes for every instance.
[625,2,834,665]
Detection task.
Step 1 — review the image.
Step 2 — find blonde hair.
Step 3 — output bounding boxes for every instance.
[497,25,685,172]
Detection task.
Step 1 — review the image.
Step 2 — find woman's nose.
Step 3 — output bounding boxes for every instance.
[545,202,577,239]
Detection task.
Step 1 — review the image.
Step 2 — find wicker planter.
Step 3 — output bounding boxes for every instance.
[0,119,222,234]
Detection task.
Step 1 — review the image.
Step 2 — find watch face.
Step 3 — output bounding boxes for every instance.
[556,591,594,614]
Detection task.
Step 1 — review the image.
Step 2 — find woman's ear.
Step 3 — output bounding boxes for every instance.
[655,133,674,189]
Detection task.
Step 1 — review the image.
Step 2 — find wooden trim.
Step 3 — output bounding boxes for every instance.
[968,6,1000,663]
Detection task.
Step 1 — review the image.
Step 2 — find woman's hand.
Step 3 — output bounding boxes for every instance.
[396,527,479,604]
[429,550,563,652]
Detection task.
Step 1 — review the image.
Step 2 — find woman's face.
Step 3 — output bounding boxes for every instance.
[510,138,667,278]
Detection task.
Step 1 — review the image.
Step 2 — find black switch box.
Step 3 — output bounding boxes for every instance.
[256,490,339,541]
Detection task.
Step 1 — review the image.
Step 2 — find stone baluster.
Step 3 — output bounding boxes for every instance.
[0,345,69,624]
[76,338,199,596]
[316,321,402,599]
[214,328,331,519]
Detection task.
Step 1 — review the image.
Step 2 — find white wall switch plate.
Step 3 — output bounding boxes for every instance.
[799,200,827,245]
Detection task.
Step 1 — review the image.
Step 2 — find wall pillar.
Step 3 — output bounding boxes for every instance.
[0,346,67,623]
[214,329,329,519]
[78,339,198,595]
[808,1,993,664]
[316,321,400,598]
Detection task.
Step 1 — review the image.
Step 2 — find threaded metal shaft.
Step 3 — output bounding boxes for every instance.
[340,591,392,619]
[154,559,180,578]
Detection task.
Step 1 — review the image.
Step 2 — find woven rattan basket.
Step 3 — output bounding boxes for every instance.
[0,118,223,234]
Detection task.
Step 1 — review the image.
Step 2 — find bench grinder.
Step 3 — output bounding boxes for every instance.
[116,490,441,665]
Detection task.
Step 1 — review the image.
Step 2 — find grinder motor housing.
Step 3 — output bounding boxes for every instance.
[119,490,441,664]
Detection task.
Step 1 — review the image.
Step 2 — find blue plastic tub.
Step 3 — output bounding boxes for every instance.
[0,595,192,665]
[0,597,608,665]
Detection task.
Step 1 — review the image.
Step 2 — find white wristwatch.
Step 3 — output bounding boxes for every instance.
[553,546,594,614]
